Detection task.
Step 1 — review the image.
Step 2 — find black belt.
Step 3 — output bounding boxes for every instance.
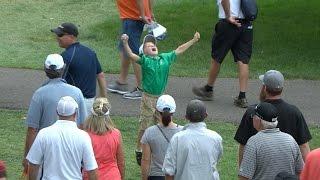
[219,18,251,25]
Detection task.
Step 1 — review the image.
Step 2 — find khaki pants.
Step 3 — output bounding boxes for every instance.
[139,93,161,131]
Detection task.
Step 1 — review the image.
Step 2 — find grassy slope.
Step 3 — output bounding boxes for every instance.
[0,0,319,79]
[0,109,319,179]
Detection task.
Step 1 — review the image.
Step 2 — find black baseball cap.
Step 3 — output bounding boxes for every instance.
[51,22,78,37]
[254,102,278,122]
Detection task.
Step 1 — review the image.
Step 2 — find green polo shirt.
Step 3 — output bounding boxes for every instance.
[137,51,177,95]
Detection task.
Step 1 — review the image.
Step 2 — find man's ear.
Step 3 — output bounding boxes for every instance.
[204,112,208,119]
[262,85,267,91]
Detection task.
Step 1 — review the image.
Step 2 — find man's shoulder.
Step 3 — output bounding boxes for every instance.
[59,82,82,93]
[159,51,176,58]
[247,132,264,145]
[145,125,158,131]
[204,128,222,140]
[77,43,96,54]
[37,124,57,136]
[278,131,296,141]
[170,129,188,139]
[76,130,92,144]
[63,43,96,56]
[144,125,158,136]
[64,83,82,90]
[269,99,300,112]
[273,100,305,120]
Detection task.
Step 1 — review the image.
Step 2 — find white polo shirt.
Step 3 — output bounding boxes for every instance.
[217,0,244,19]
[27,120,97,180]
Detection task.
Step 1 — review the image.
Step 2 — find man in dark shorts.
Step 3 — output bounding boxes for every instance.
[192,0,253,108]
[234,70,312,166]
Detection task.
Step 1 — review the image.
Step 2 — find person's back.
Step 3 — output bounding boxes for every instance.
[163,99,223,180]
[235,99,310,145]
[239,102,304,180]
[27,120,96,180]
[61,42,101,99]
[27,78,86,129]
[241,130,303,180]
[83,97,125,180]
[86,129,122,180]
[142,124,182,176]
[172,123,222,180]
[26,96,97,180]
[37,121,92,179]
[270,99,310,145]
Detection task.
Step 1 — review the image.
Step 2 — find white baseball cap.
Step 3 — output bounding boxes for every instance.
[156,94,176,113]
[45,54,65,70]
[139,34,157,54]
[57,96,78,116]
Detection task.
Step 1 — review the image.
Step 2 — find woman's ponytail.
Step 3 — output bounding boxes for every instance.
[161,107,172,127]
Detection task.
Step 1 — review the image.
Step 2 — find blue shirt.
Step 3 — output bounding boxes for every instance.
[26,78,87,129]
[61,42,102,98]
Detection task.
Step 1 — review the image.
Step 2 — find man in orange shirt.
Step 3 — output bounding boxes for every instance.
[107,0,154,100]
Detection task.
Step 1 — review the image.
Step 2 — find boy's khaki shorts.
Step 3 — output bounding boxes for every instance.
[139,93,161,131]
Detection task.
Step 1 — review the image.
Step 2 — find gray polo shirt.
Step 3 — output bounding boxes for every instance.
[239,128,304,180]
[26,78,87,129]
[141,124,183,176]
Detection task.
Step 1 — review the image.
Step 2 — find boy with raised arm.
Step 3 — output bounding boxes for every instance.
[121,32,200,165]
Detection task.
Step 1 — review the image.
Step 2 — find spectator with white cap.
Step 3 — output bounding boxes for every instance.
[26,96,98,180]
[163,99,223,180]
[22,54,87,175]
[238,102,304,180]
[140,95,183,180]
[234,70,312,166]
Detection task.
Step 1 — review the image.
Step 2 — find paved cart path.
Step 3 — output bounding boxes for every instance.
[1,67,319,125]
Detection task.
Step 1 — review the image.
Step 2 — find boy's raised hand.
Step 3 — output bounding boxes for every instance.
[193,32,200,42]
[121,34,129,43]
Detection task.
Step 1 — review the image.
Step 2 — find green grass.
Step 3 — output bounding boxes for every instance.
[1,109,320,179]
[0,0,319,79]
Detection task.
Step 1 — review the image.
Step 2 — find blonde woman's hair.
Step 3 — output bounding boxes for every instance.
[84,97,115,135]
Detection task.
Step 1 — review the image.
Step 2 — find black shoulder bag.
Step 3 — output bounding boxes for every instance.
[241,0,258,21]
[62,46,76,85]
[156,125,170,143]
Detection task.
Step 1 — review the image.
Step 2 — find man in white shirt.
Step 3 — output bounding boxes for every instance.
[163,99,223,180]
[26,96,98,180]
[192,0,254,108]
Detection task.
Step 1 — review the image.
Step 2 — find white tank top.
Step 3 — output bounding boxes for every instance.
[217,0,244,19]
